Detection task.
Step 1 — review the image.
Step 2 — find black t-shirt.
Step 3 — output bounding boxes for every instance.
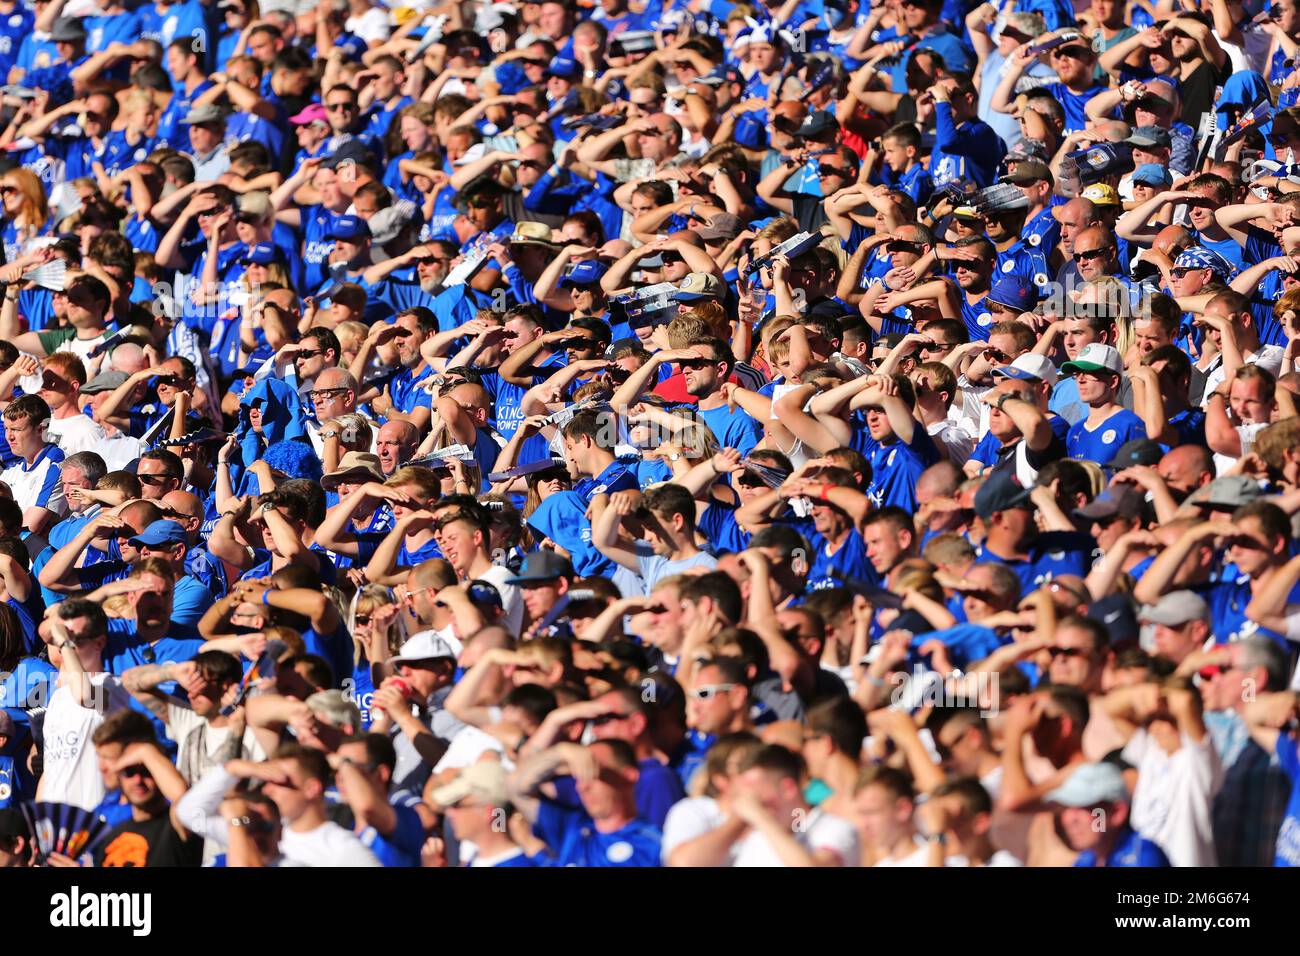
[791,193,829,235]
[1178,61,1218,130]
[95,812,202,868]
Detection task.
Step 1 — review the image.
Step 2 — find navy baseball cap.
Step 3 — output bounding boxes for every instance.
[129,519,188,548]
[329,216,371,242]
[240,242,280,266]
[505,550,575,585]
[560,260,608,287]
[974,471,1031,519]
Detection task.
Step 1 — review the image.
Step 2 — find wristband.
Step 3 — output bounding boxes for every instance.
[261,590,272,606]
[820,482,834,501]
[865,675,887,688]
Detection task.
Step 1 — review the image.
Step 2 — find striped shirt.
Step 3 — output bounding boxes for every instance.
[0,443,65,517]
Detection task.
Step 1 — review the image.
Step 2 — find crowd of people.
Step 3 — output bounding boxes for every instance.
[0,0,1298,869]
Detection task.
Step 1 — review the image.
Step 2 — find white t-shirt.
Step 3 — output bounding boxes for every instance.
[40,672,133,811]
[1123,727,1223,868]
[433,723,508,773]
[345,7,391,43]
[928,417,975,465]
[731,806,860,867]
[278,820,382,867]
[661,796,724,863]
[873,833,931,867]
[945,849,1023,867]
[47,414,143,472]
[478,564,524,635]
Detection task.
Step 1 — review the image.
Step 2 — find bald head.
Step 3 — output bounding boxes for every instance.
[315,367,357,391]
[111,343,147,376]
[1153,224,1193,257]
[120,499,164,534]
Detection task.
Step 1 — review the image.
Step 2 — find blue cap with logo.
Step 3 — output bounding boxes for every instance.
[129,519,188,549]
[988,275,1037,312]
[240,242,280,266]
[560,259,608,287]
[329,216,371,242]
[545,56,581,79]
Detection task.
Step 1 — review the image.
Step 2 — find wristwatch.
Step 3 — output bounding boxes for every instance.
[927,832,947,845]
[228,815,252,828]
[261,501,275,513]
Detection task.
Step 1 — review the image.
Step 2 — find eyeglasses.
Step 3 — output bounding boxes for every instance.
[689,683,736,700]
[1073,248,1107,263]
[311,387,349,402]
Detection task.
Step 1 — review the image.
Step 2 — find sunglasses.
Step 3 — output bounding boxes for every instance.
[415,256,450,266]
[119,764,152,779]
[982,347,1010,363]
[887,241,923,255]
[1198,664,1226,681]
[327,102,356,111]
[818,164,849,178]
[1049,646,1088,659]
[295,349,323,360]
[1052,46,1091,60]
[676,357,712,369]
[137,473,177,486]
[1073,248,1106,263]
[688,683,736,700]
[919,340,953,352]
[1169,266,1198,278]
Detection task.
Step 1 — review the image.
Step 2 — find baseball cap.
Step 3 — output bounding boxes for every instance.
[676,272,724,301]
[545,56,580,79]
[1061,343,1123,377]
[1131,163,1173,189]
[1086,593,1140,647]
[1075,485,1145,520]
[992,352,1059,386]
[368,202,417,247]
[797,110,839,139]
[974,470,1031,519]
[1188,474,1262,510]
[559,259,608,287]
[430,760,509,808]
[988,275,1038,312]
[289,103,328,126]
[1125,125,1172,149]
[329,215,370,242]
[1174,246,1235,282]
[183,103,227,126]
[1139,589,1210,626]
[322,139,374,170]
[238,191,273,221]
[695,212,742,242]
[1045,762,1129,807]
[1111,437,1163,468]
[1005,138,1050,163]
[80,370,128,395]
[999,160,1053,185]
[504,549,575,585]
[467,580,506,612]
[240,242,281,266]
[129,519,187,548]
[1080,183,1120,206]
[389,630,458,667]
